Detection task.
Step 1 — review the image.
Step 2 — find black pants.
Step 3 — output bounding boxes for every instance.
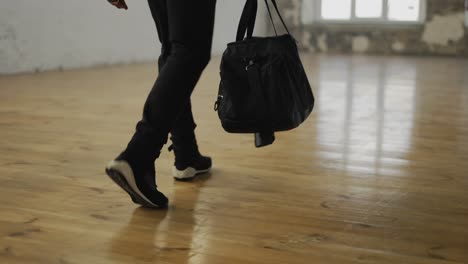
[125,0,217,161]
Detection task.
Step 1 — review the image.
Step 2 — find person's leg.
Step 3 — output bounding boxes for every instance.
[107,0,217,207]
[168,100,212,181]
[148,0,205,169]
[147,0,210,147]
[140,0,216,130]
[149,0,213,180]
[132,0,216,163]
[148,0,211,180]
[147,0,170,70]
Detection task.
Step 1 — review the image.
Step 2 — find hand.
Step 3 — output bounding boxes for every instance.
[108,0,128,10]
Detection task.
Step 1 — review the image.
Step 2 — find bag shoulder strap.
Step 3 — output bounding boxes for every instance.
[235,0,291,42]
[266,0,291,36]
[236,0,257,41]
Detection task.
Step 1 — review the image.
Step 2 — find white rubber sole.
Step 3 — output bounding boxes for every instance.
[172,166,211,180]
[105,160,159,207]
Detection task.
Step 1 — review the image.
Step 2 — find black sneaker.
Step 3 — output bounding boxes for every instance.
[169,146,212,180]
[168,134,212,181]
[105,153,168,208]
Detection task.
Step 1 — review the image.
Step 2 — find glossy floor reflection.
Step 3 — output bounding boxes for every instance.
[0,55,467,263]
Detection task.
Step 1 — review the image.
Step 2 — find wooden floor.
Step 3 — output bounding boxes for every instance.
[0,54,467,264]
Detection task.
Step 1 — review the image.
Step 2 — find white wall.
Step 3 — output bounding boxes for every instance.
[0,0,267,74]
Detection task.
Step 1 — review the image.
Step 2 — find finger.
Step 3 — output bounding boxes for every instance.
[117,4,127,10]
[110,2,120,8]
[109,0,127,10]
[118,1,128,10]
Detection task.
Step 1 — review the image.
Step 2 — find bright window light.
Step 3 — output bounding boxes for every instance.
[388,0,420,21]
[307,0,425,24]
[321,0,352,20]
[355,0,383,18]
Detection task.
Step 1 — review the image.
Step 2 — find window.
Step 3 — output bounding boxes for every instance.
[321,0,352,20]
[355,0,383,18]
[387,0,421,21]
[302,0,426,24]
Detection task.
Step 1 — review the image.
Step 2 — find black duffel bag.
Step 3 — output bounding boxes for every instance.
[214,0,314,147]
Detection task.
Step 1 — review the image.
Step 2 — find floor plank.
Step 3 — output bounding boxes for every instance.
[0,54,467,263]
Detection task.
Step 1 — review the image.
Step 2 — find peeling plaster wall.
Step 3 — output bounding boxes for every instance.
[0,1,267,74]
[275,0,468,56]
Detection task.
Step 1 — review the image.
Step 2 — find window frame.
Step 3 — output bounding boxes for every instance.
[309,0,426,25]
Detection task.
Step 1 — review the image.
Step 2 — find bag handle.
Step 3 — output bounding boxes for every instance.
[236,0,257,41]
[236,0,291,42]
[265,0,291,37]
